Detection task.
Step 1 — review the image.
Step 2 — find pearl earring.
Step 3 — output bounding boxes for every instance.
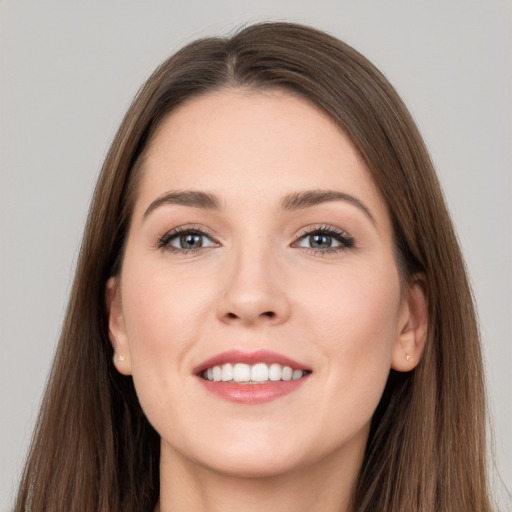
[113,354,125,363]
[405,354,412,361]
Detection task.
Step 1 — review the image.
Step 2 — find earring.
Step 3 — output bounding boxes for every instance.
[405,354,412,361]
[113,354,125,363]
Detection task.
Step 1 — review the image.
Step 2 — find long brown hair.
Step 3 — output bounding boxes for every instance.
[15,22,493,511]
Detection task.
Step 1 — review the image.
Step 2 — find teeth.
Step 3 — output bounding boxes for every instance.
[202,362,307,384]
[292,369,303,380]
[268,363,282,381]
[212,365,222,382]
[221,363,233,381]
[282,366,293,381]
[251,363,268,382]
[233,363,250,382]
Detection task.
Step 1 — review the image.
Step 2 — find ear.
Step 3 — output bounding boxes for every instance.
[391,276,428,372]
[105,276,132,375]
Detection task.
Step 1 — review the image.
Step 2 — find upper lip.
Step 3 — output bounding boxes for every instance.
[193,349,311,375]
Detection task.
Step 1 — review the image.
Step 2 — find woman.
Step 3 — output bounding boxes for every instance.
[14,22,493,512]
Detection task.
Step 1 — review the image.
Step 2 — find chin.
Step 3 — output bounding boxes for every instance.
[200,448,305,479]
[162,425,310,479]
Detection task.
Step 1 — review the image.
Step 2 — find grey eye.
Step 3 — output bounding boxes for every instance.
[308,234,334,249]
[296,232,343,250]
[177,233,203,249]
[168,231,216,250]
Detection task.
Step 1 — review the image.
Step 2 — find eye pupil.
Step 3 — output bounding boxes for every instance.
[180,233,202,248]
[310,234,331,249]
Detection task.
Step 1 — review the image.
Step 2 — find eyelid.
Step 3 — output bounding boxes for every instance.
[156,224,221,252]
[291,224,355,251]
[154,223,355,255]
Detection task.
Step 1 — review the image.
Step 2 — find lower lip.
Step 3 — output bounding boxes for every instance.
[197,376,310,404]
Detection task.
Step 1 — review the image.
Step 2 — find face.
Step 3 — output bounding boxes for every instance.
[108,89,426,479]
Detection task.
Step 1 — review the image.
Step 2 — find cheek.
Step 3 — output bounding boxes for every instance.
[297,258,401,348]
[294,260,401,409]
[120,260,216,374]
[118,262,219,434]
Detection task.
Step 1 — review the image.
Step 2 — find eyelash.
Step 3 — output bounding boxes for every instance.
[156,225,219,255]
[156,224,355,255]
[292,225,355,254]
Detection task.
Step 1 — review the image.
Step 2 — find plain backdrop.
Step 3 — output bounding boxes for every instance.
[1,1,511,510]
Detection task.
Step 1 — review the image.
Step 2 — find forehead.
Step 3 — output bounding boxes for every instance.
[136,89,389,225]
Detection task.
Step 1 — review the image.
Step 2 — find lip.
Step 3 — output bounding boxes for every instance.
[194,349,312,405]
[193,349,311,375]
[198,378,310,404]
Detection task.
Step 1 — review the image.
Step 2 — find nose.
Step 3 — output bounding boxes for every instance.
[217,244,291,327]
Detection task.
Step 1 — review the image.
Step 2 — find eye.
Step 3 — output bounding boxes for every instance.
[157,227,218,253]
[293,226,355,252]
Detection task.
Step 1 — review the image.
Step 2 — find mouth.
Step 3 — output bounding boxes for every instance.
[201,362,310,384]
[194,349,312,404]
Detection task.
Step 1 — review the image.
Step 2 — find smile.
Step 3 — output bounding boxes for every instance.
[201,362,309,384]
[195,350,312,404]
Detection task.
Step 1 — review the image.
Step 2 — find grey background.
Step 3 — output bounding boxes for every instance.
[1,1,510,510]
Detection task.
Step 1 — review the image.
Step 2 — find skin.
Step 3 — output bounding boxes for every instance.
[107,89,427,512]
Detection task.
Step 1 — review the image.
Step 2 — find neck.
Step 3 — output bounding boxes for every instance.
[155,440,365,512]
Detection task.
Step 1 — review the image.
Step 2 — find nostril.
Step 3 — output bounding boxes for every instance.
[223,310,278,321]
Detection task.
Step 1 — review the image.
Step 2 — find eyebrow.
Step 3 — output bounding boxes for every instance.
[281,189,375,224]
[143,188,375,224]
[143,190,222,218]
